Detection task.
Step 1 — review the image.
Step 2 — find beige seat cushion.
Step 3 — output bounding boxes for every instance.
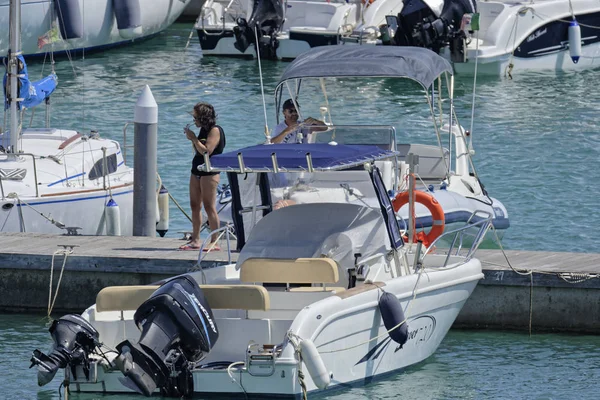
[96,284,270,312]
[288,286,346,293]
[240,257,339,284]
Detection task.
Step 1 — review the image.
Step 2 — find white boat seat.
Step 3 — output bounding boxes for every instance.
[240,257,339,284]
[95,284,270,312]
[397,143,449,180]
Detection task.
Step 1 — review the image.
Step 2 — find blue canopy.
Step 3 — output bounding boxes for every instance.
[203,143,398,172]
[3,55,58,110]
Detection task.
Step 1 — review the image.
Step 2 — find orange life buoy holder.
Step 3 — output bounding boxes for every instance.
[391,190,445,247]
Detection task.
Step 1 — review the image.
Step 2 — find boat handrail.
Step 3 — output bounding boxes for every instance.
[122,121,134,163]
[195,224,237,275]
[421,210,493,267]
[200,0,228,36]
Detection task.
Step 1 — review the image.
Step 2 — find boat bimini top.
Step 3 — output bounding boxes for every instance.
[277,46,453,91]
[273,45,457,130]
[203,143,398,173]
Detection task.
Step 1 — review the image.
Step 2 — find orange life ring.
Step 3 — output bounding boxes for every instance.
[391,190,445,247]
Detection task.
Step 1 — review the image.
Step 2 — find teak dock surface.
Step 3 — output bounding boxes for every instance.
[1,233,598,333]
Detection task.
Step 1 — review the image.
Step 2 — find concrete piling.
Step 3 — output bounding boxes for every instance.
[133,85,158,237]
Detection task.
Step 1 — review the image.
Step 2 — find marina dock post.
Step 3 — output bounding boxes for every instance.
[133,85,158,236]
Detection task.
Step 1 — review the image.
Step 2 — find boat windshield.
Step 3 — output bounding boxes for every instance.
[303,125,396,150]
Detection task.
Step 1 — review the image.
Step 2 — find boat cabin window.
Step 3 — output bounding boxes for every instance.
[88,153,118,180]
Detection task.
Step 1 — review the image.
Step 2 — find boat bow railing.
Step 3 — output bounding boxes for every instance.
[421,210,493,266]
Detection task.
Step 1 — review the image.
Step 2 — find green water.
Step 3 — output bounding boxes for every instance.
[2,23,600,399]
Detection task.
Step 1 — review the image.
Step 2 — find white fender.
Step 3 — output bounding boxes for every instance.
[299,339,330,389]
[105,198,121,236]
[156,185,169,237]
[569,20,582,64]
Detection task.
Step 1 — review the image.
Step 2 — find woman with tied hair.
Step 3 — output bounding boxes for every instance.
[179,102,226,251]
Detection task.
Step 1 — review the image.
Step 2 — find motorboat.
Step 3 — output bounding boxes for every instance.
[30,46,495,398]
[353,0,600,75]
[215,46,509,243]
[30,148,493,398]
[0,0,192,58]
[0,0,135,235]
[196,0,399,60]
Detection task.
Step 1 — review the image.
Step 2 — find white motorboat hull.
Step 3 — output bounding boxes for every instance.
[0,0,191,57]
[451,0,600,75]
[69,258,482,397]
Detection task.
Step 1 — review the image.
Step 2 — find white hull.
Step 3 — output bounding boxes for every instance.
[70,258,482,397]
[0,0,191,57]
[450,0,600,75]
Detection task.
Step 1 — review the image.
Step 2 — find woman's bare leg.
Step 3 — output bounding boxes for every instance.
[200,174,220,243]
[187,174,203,248]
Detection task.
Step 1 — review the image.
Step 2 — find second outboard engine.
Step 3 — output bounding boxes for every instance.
[30,314,99,386]
[114,275,219,397]
[382,0,476,61]
[233,0,284,59]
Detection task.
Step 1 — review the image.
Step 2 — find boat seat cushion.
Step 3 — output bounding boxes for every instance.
[240,257,339,284]
[96,284,270,312]
[288,286,345,293]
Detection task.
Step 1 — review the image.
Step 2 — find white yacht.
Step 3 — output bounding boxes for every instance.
[348,0,600,75]
[196,0,405,60]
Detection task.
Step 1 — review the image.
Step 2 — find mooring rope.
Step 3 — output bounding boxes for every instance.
[47,246,75,319]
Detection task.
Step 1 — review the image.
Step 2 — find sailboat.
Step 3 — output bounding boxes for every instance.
[0,0,134,235]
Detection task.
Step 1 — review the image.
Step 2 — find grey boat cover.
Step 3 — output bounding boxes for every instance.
[277,46,453,90]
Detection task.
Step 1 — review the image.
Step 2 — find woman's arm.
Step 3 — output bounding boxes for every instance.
[187,126,220,155]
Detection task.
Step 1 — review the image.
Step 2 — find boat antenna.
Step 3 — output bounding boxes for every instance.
[254,26,271,144]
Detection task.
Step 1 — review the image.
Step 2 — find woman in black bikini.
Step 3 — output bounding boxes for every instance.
[180,102,226,251]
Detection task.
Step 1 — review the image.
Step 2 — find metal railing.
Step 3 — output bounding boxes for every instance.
[122,122,134,163]
[421,210,493,266]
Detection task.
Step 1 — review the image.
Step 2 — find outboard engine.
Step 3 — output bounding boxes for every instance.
[381,0,476,61]
[30,314,99,386]
[233,0,284,59]
[114,275,219,397]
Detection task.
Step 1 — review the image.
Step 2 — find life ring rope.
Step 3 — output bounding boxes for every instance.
[391,190,445,247]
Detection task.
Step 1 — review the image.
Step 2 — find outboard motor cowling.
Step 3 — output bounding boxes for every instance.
[30,314,99,386]
[233,0,284,59]
[383,0,476,60]
[115,275,219,397]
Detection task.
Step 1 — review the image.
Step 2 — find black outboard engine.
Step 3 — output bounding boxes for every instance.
[382,0,476,61]
[233,0,284,59]
[30,314,99,386]
[114,275,219,397]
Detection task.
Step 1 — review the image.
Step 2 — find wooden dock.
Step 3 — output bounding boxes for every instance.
[1,233,599,333]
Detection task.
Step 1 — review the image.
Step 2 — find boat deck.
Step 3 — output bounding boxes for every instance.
[1,232,599,332]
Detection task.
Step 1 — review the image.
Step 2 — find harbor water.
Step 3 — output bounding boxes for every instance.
[1,23,600,399]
